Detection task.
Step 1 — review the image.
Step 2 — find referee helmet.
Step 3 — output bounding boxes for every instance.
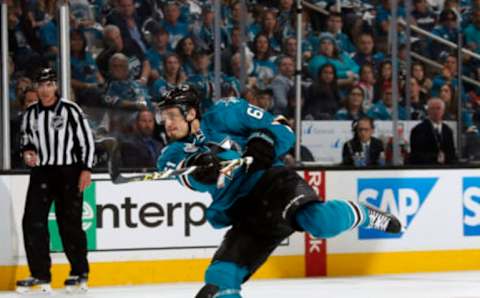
[35,68,57,83]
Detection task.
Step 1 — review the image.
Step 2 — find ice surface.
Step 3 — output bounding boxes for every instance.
[1,271,480,297]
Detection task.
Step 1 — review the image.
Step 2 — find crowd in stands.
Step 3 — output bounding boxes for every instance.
[5,0,480,169]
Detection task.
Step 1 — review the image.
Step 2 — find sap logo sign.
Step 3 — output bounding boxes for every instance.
[358,178,437,239]
[463,177,480,236]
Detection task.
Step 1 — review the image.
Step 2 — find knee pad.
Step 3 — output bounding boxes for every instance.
[195,284,219,298]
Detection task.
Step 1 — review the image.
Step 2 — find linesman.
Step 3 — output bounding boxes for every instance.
[16,68,95,292]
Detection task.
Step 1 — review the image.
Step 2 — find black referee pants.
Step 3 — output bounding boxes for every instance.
[23,165,89,281]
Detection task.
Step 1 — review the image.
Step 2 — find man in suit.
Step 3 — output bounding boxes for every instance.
[120,109,165,168]
[342,117,385,166]
[409,97,457,165]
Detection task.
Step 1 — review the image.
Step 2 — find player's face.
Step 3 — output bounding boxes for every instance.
[161,107,189,140]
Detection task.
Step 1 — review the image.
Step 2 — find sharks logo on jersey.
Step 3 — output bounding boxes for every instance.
[358,177,438,239]
[184,143,199,153]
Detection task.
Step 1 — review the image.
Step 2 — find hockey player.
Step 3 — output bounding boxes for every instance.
[156,84,402,298]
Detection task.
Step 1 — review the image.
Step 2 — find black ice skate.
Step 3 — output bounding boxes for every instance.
[362,203,402,233]
[64,274,88,293]
[16,277,52,294]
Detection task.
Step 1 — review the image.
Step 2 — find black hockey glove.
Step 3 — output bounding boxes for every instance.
[243,129,276,173]
[187,152,221,185]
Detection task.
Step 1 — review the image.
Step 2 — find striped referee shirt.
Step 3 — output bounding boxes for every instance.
[20,97,95,170]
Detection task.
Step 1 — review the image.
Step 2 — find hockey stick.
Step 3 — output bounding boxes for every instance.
[109,157,253,185]
[103,136,253,185]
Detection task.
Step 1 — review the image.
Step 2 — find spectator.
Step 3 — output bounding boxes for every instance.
[412,62,433,98]
[278,0,294,29]
[192,4,228,54]
[335,86,367,120]
[464,8,480,54]
[146,26,172,81]
[11,87,39,168]
[375,0,406,37]
[342,117,385,167]
[150,53,187,101]
[304,63,342,120]
[430,9,459,58]
[411,0,437,55]
[282,13,317,61]
[256,9,283,53]
[284,87,306,122]
[374,0,406,53]
[246,4,264,42]
[7,4,43,72]
[282,36,297,60]
[120,109,165,168]
[187,51,215,113]
[431,53,459,97]
[404,77,428,120]
[176,0,194,24]
[409,98,457,165]
[38,13,58,60]
[96,24,150,83]
[308,33,359,83]
[438,83,458,120]
[222,52,255,97]
[14,75,33,98]
[161,1,190,48]
[105,53,151,108]
[368,84,408,120]
[351,32,385,69]
[221,27,254,76]
[251,33,278,90]
[374,60,393,102]
[70,30,105,99]
[412,0,437,32]
[271,56,295,115]
[106,0,147,53]
[325,12,356,54]
[357,63,376,111]
[175,36,198,77]
[224,1,242,35]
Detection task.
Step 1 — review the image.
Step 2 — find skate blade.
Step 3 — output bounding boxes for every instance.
[16,284,52,295]
[65,283,88,294]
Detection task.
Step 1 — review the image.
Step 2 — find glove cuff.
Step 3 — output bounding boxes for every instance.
[248,129,275,146]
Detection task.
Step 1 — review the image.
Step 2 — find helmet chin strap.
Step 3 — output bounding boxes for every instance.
[180,105,194,137]
[186,119,193,136]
